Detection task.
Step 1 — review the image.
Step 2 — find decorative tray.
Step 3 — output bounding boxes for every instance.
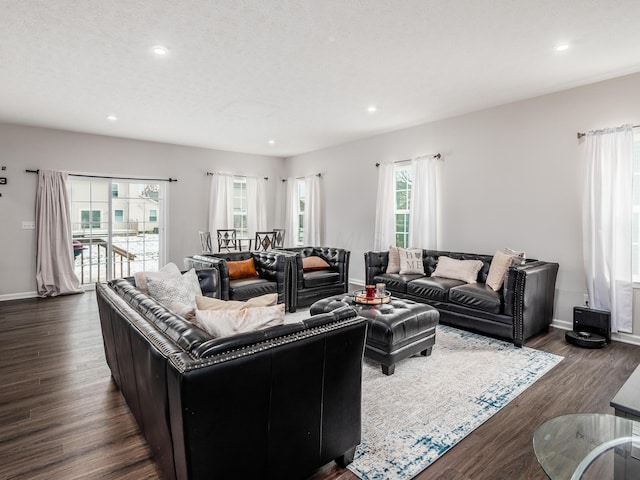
[353,290,391,305]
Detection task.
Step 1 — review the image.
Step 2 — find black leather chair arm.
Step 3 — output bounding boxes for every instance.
[505,261,559,346]
[364,250,390,285]
[185,255,227,300]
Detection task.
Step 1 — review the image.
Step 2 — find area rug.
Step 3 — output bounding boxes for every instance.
[347,324,563,480]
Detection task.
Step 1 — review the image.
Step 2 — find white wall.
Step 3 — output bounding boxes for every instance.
[0,124,284,298]
[285,71,640,335]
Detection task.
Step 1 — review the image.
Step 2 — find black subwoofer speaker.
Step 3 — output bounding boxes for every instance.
[565,306,611,348]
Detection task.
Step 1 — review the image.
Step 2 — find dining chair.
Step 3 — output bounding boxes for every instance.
[254,231,276,251]
[199,231,214,254]
[217,229,239,252]
[273,228,286,248]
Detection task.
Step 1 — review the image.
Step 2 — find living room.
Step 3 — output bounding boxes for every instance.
[2,1,640,479]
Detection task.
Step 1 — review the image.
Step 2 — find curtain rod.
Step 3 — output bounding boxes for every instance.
[375,153,441,167]
[26,169,177,182]
[281,173,322,182]
[206,172,268,180]
[577,124,640,139]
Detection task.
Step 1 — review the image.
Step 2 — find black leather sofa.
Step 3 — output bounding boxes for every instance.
[365,249,559,346]
[96,272,368,480]
[278,247,350,312]
[184,251,293,310]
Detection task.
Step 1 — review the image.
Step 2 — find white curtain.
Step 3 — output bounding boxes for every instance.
[582,124,634,333]
[304,174,323,246]
[246,177,267,234]
[35,170,82,297]
[284,178,298,247]
[408,155,440,249]
[374,162,396,250]
[208,173,234,233]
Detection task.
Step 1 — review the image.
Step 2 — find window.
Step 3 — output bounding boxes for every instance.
[232,178,248,237]
[81,210,101,229]
[297,179,306,245]
[394,165,413,248]
[632,137,640,281]
[69,178,165,284]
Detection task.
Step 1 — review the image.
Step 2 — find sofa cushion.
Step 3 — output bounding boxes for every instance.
[449,283,503,314]
[304,270,340,288]
[486,250,522,291]
[407,276,465,302]
[228,277,277,300]
[195,304,286,338]
[432,256,483,283]
[398,247,425,275]
[147,268,203,310]
[195,293,278,310]
[227,258,259,280]
[134,262,181,294]
[374,273,424,294]
[387,245,401,274]
[302,256,331,272]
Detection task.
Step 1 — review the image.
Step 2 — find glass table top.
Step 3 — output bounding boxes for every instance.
[533,413,640,480]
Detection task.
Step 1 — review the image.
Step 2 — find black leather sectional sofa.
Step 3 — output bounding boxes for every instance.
[95,271,367,480]
[365,249,559,346]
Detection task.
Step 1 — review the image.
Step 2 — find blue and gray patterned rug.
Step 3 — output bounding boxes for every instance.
[348,325,563,480]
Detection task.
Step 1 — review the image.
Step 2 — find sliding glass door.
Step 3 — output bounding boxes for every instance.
[67,178,166,284]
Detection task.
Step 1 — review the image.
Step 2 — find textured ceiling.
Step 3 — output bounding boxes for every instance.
[1,0,640,157]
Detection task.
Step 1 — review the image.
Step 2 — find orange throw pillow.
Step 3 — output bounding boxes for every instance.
[227,258,259,280]
[302,256,331,272]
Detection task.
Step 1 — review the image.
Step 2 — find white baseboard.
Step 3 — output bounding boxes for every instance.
[551,318,640,347]
[0,291,39,301]
[350,278,365,287]
[0,283,95,302]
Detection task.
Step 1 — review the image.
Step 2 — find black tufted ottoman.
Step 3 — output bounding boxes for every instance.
[310,294,439,375]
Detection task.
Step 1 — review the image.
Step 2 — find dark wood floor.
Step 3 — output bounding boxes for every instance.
[1,292,639,480]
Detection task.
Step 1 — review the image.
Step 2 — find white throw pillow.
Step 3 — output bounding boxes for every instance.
[147,268,203,312]
[432,256,483,284]
[195,293,278,311]
[195,304,286,338]
[486,250,520,291]
[134,262,182,294]
[387,245,401,274]
[398,247,425,275]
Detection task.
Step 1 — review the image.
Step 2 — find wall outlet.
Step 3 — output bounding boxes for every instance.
[22,221,35,230]
[583,294,589,307]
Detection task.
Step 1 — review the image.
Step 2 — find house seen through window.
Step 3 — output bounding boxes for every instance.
[297,179,306,245]
[395,164,413,248]
[68,178,165,284]
[632,137,640,281]
[232,177,248,237]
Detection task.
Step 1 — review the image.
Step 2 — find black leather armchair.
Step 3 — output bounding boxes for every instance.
[279,247,350,312]
[184,251,293,310]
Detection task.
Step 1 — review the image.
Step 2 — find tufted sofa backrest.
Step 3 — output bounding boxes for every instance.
[422,250,495,283]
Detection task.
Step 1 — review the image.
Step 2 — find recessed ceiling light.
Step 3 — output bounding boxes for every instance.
[106,114,118,121]
[268,139,275,145]
[367,105,377,113]
[151,45,169,56]
[555,43,569,52]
